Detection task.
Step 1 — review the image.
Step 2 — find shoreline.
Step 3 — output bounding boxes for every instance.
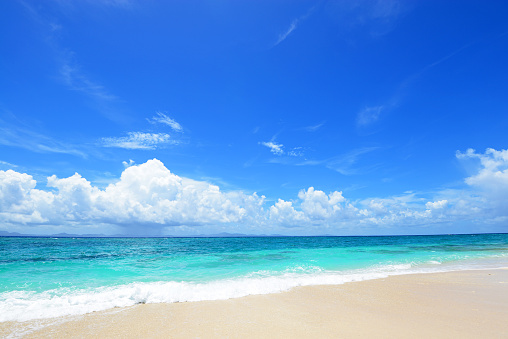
[1,268,507,338]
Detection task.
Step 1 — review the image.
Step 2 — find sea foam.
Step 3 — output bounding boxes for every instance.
[1,234,507,323]
[0,263,449,322]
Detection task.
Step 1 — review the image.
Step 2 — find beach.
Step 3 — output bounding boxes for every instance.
[2,269,507,338]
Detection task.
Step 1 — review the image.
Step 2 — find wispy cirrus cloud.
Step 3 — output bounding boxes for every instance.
[93,0,133,8]
[260,140,305,158]
[20,2,109,100]
[20,1,127,122]
[122,159,135,168]
[288,147,304,157]
[260,141,284,155]
[47,0,134,11]
[0,160,18,168]
[326,147,381,175]
[357,41,477,131]
[60,63,117,102]
[0,118,86,158]
[148,112,183,132]
[102,132,176,150]
[357,105,384,127]
[273,5,316,47]
[103,112,184,150]
[274,19,298,46]
[297,147,381,175]
[302,122,325,132]
[326,0,407,38]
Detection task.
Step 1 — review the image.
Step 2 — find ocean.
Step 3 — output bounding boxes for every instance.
[1,233,507,322]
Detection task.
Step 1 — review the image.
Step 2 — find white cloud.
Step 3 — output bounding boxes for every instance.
[260,141,284,155]
[302,122,324,132]
[2,148,508,234]
[288,147,304,157]
[96,0,133,7]
[0,160,265,231]
[122,159,135,168]
[0,170,37,211]
[102,132,174,150]
[19,1,125,122]
[0,170,49,224]
[148,112,183,132]
[325,147,380,175]
[0,160,18,168]
[327,0,406,37]
[260,141,304,157]
[270,187,353,226]
[457,148,508,211]
[269,199,306,226]
[0,118,86,158]
[60,63,117,102]
[274,19,298,46]
[299,187,347,220]
[273,5,317,47]
[357,106,384,126]
[426,200,448,210]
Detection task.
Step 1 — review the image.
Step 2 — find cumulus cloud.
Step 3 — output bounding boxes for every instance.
[269,199,306,226]
[148,112,183,132]
[457,148,508,190]
[426,200,448,210]
[2,148,508,234]
[102,132,174,150]
[457,148,508,212]
[299,187,346,220]
[0,170,37,211]
[0,160,265,231]
[270,187,355,226]
[0,170,48,224]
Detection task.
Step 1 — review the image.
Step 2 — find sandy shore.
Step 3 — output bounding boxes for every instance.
[1,269,507,338]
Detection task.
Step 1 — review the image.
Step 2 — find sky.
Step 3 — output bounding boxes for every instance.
[1,0,508,236]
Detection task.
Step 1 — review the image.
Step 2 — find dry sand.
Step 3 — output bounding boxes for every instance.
[1,269,507,338]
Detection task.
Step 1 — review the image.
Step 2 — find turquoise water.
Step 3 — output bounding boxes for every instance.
[1,234,507,321]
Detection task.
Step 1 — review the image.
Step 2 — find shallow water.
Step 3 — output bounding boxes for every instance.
[1,234,507,321]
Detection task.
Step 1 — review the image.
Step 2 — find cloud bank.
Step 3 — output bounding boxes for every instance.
[1,148,507,235]
[0,160,264,233]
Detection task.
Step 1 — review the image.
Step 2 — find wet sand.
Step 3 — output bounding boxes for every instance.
[2,269,507,338]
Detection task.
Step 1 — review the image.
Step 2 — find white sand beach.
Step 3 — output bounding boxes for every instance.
[1,269,507,338]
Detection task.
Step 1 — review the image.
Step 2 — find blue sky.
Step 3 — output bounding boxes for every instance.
[1,0,508,236]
